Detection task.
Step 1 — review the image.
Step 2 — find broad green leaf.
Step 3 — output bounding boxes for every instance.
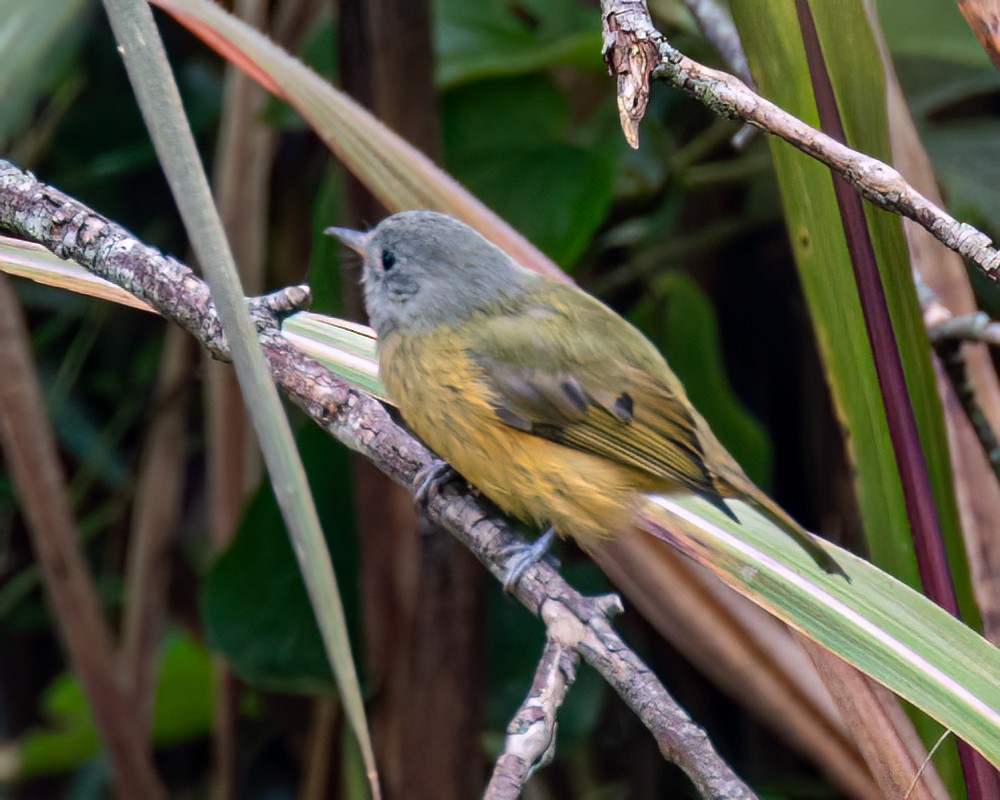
[296,319,1000,767]
[434,0,601,88]
[444,75,572,157]
[0,236,153,312]
[731,0,974,788]
[812,0,970,606]
[7,635,212,780]
[283,314,381,397]
[0,235,383,392]
[195,318,1000,767]
[443,76,617,266]
[730,0,973,617]
[637,493,1000,768]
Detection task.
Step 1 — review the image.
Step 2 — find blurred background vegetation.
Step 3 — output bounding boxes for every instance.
[1,0,999,797]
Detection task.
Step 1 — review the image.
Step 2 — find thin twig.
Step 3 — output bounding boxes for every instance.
[937,339,1000,482]
[0,159,755,800]
[930,315,1000,346]
[915,271,1000,480]
[120,326,196,736]
[340,0,484,793]
[485,638,579,798]
[600,0,1000,279]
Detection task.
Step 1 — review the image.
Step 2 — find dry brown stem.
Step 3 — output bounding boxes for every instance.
[0,272,165,798]
[120,325,196,736]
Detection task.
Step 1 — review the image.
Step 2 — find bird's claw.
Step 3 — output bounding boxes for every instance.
[502,527,560,592]
[413,458,456,509]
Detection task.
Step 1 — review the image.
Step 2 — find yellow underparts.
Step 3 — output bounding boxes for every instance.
[380,327,665,549]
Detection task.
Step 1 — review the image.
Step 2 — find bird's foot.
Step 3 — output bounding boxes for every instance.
[503,527,560,593]
[413,458,457,509]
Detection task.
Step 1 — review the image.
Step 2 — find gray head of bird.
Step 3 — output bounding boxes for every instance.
[325,210,538,338]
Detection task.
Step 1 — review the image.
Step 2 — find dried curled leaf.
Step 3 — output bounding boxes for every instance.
[602,4,660,148]
[957,0,1000,70]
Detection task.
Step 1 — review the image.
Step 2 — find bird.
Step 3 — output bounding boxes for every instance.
[326,210,843,581]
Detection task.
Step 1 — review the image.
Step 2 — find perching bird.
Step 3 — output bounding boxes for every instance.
[327,210,843,579]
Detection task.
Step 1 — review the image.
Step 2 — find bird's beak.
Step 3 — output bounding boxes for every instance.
[324,226,370,256]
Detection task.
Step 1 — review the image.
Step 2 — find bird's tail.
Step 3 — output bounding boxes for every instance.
[736,491,849,579]
[701,461,848,578]
[635,489,848,580]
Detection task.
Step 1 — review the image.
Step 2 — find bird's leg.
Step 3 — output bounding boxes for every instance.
[503,527,560,592]
[413,458,458,509]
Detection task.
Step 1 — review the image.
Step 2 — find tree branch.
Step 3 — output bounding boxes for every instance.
[600,0,1000,279]
[0,160,755,799]
[485,637,578,798]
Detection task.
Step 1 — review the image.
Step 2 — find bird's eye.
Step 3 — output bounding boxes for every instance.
[381,250,397,271]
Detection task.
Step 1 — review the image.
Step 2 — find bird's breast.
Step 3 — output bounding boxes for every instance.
[378,328,650,547]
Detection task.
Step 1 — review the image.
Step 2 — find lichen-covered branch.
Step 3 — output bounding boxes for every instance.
[485,638,578,798]
[600,0,1000,280]
[0,159,755,800]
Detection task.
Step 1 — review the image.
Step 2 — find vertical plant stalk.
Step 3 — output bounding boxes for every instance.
[798,635,950,800]
[794,2,999,795]
[792,0,955,617]
[206,0,272,549]
[0,275,166,799]
[121,325,196,736]
[98,1,379,795]
[338,1,485,798]
[871,6,1000,645]
[301,696,339,799]
[205,1,274,795]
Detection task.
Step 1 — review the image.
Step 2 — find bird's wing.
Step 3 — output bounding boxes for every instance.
[465,297,718,497]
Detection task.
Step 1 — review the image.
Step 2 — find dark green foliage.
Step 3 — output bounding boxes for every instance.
[443,74,621,266]
[5,0,1000,796]
[203,424,359,693]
